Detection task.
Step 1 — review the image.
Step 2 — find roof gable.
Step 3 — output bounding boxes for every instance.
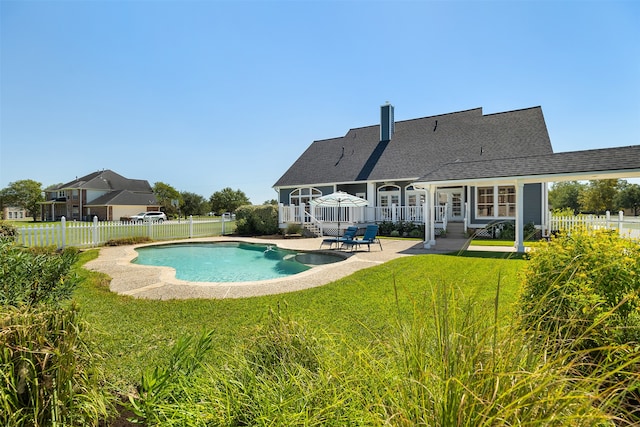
[56,170,153,192]
[416,145,640,183]
[85,189,159,206]
[274,106,553,187]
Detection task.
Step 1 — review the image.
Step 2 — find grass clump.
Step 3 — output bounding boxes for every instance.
[105,236,153,246]
[120,282,633,425]
[518,229,640,423]
[0,242,112,426]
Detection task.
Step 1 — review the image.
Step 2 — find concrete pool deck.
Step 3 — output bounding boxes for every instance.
[83,236,518,300]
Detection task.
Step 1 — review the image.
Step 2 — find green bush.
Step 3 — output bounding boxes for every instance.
[377,221,423,237]
[284,222,303,236]
[0,221,17,242]
[0,241,112,425]
[105,236,153,246]
[235,205,278,235]
[0,242,80,307]
[0,303,111,426]
[518,229,640,346]
[518,230,640,422]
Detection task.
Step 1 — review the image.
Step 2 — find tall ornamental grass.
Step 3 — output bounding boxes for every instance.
[0,241,112,426]
[125,283,636,426]
[518,229,640,423]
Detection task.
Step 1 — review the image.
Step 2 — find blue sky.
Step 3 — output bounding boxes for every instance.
[1,0,639,204]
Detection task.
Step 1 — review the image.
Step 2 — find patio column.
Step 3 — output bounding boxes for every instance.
[367,182,376,222]
[515,181,525,253]
[422,186,432,248]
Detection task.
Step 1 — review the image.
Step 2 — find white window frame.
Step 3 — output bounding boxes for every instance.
[405,185,425,207]
[378,185,400,207]
[475,185,516,219]
[289,187,322,206]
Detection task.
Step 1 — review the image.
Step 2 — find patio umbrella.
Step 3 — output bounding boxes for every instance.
[310,191,369,236]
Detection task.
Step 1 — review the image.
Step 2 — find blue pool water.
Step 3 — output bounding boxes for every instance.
[133,242,341,282]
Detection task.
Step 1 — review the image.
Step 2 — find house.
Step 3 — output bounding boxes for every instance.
[274,104,640,251]
[40,169,161,221]
[2,206,28,221]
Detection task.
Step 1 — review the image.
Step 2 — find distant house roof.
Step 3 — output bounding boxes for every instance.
[53,169,153,193]
[274,107,553,187]
[84,190,159,207]
[416,145,640,184]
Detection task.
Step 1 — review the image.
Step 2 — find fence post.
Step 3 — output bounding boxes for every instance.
[221,215,225,235]
[93,216,99,247]
[619,210,624,237]
[60,217,66,249]
[189,215,193,238]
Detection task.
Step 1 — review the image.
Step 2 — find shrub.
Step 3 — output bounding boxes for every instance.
[0,242,80,307]
[0,303,111,426]
[518,229,640,346]
[0,241,112,425]
[284,222,303,236]
[409,228,423,238]
[105,236,153,246]
[518,230,640,422]
[0,221,17,242]
[235,205,278,235]
[377,221,395,236]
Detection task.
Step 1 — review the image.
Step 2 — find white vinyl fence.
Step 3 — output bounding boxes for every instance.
[15,216,235,249]
[550,211,640,239]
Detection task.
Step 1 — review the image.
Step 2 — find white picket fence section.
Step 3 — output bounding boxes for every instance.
[550,211,640,239]
[15,216,234,249]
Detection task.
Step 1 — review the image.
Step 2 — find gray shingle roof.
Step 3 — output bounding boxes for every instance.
[273,106,553,187]
[84,190,158,207]
[56,170,153,192]
[417,145,640,183]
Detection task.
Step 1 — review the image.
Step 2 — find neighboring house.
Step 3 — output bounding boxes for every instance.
[274,104,640,251]
[40,170,161,221]
[2,206,28,220]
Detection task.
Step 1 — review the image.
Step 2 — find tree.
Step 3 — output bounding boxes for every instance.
[209,188,250,215]
[0,180,44,221]
[615,182,640,216]
[153,182,181,217]
[578,179,620,214]
[263,199,279,206]
[180,191,208,216]
[548,181,585,213]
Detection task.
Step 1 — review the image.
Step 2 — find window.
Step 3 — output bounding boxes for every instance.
[405,185,424,207]
[476,186,516,218]
[497,186,516,217]
[289,188,322,206]
[378,185,400,207]
[477,187,494,217]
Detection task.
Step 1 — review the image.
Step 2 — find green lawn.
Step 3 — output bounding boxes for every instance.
[470,238,537,247]
[73,250,526,393]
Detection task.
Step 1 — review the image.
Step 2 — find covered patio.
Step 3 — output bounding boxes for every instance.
[414,145,640,252]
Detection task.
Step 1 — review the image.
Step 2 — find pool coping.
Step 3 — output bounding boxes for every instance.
[83,236,436,300]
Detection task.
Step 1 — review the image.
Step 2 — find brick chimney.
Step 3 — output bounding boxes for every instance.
[380,103,394,141]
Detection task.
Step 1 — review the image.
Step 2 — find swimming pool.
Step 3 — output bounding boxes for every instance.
[133,242,343,282]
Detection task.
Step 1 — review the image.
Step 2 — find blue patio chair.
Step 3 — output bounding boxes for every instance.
[320,226,359,249]
[342,224,383,252]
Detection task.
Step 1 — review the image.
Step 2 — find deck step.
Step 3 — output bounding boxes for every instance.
[444,222,466,238]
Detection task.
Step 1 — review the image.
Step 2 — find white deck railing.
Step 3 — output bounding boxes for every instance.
[14,216,234,249]
[278,203,449,226]
[549,211,640,239]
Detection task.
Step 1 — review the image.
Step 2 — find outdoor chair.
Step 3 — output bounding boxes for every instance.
[320,226,359,249]
[341,224,383,252]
